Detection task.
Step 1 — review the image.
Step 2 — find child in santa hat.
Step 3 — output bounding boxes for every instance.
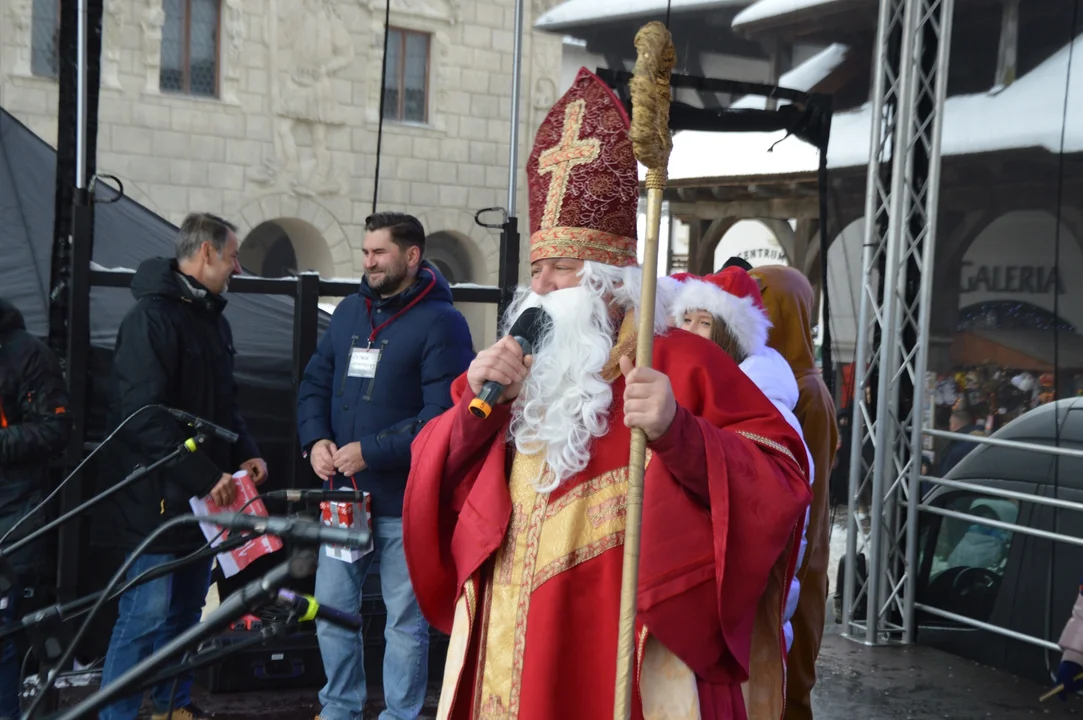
[669,267,815,718]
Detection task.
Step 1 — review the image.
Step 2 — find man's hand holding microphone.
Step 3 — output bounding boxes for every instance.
[467,336,535,405]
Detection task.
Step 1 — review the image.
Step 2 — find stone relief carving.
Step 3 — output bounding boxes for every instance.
[221,0,246,103]
[532,77,556,110]
[531,0,558,19]
[102,0,125,89]
[140,0,166,92]
[530,41,560,115]
[250,0,354,196]
[9,0,33,77]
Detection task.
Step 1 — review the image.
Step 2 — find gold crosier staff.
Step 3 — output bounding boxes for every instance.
[613,20,676,720]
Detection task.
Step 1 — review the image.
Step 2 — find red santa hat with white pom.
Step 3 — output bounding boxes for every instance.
[670,267,772,358]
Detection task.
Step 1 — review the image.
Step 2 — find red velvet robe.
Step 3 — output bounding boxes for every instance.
[404,319,810,720]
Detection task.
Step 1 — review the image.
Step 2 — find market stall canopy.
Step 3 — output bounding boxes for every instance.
[536,0,750,31]
[0,106,330,374]
[950,329,1083,372]
[660,32,1083,182]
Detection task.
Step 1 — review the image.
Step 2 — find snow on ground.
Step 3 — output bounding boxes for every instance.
[658,33,1083,182]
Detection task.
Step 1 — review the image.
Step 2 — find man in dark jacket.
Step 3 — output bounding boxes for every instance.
[297,212,474,720]
[937,409,984,478]
[98,213,265,720]
[0,298,70,720]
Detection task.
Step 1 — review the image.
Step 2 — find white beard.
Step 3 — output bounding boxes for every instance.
[501,261,671,492]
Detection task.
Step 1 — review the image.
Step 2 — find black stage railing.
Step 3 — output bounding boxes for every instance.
[85,269,502,495]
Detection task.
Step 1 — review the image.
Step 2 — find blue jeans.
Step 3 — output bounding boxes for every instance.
[314,516,429,720]
[99,553,213,720]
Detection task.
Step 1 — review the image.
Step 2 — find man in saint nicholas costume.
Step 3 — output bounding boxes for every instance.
[403,68,812,720]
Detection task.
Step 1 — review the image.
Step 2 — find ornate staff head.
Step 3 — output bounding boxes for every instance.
[629,21,676,184]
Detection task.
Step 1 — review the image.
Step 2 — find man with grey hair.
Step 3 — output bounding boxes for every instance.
[96,212,266,720]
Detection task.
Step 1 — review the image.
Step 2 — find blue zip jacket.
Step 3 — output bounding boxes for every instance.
[296,262,474,516]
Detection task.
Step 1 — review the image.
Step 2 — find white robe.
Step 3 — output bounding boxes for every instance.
[740,347,815,653]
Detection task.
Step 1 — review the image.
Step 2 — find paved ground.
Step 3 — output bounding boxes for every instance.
[53,516,1066,718]
[44,632,1083,719]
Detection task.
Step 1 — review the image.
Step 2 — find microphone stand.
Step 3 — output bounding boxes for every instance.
[0,434,206,596]
[0,531,253,668]
[38,548,317,720]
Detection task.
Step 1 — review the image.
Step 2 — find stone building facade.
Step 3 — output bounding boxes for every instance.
[0,0,566,341]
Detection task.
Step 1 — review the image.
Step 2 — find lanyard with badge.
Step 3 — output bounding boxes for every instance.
[347,287,430,380]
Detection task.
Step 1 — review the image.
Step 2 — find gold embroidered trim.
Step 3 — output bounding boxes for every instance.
[507,490,550,715]
[545,466,625,517]
[496,502,528,586]
[636,624,650,696]
[537,100,601,230]
[737,430,801,470]
[531,531,624,592]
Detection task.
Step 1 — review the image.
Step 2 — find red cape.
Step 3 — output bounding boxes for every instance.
[404,328,810,719]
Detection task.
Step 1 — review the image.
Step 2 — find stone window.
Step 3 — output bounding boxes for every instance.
[160,0,220,97]
[30,0,60,79]
[383,28,430,124]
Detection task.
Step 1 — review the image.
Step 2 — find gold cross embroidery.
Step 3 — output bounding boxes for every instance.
[496,502,528,586]
[536,99,601,230]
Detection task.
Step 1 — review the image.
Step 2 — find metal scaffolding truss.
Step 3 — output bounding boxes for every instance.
[842,0,955,644]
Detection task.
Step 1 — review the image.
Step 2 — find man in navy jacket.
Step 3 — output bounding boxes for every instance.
[296,212,474,720]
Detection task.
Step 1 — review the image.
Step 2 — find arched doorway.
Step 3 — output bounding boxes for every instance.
[425,230,480,284]
[240,218,335,278]
[711,219,791,270]
[424,229,488,350]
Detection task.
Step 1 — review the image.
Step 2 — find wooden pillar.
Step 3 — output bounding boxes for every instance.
[765,39,793,112]
[793,218,817,274]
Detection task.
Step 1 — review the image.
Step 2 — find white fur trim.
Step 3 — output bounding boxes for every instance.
[657,276,682,326]
[671,279,771,357]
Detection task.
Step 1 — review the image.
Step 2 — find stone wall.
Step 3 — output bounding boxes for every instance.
[0,0,565,343]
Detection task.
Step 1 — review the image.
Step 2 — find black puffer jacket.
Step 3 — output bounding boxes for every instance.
[95,258,259,553]
[0,299,71,572]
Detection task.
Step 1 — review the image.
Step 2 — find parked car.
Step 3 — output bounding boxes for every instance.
[834,397,1083,684]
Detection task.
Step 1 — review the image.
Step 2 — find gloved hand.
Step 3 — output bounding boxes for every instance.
[1057,660,1083,700]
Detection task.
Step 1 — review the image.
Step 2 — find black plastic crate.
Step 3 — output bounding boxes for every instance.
[195,627,325,694]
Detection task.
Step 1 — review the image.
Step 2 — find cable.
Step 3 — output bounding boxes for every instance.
[0,404,159,548]
[372,0,392,214]
[22,491,274,714]
[23,515,199,719]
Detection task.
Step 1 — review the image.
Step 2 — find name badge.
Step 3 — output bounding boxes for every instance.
[347,347,381,379]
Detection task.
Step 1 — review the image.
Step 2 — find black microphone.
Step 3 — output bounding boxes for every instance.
[277,589,363,631]
[199,513,370,548]
[261,489,366,503]
[164,407,240,443]
[469,307,550,419]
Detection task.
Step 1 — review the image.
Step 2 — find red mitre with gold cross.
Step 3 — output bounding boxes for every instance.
[526,67,639,267]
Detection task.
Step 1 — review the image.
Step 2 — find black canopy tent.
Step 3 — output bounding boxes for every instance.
[1,107,338,656]
[0,107,330,467]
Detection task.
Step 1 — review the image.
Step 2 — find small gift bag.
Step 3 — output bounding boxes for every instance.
[320,483,374,563]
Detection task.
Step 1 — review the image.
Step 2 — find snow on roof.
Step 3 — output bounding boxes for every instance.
[637,44,850,180]
[732,0,847,30]
[648,35,1083,182]
[535,0,749,31]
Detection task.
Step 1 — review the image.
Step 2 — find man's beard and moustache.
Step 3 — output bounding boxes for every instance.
[502,261,672,492]
[367,256,408,295]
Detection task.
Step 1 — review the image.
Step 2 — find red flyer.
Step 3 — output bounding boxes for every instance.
[189,470,283,577]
